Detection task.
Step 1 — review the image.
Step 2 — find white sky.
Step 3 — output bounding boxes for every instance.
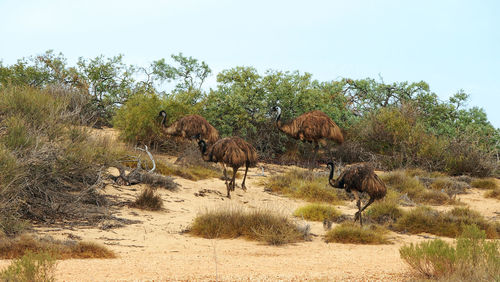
[1,0,499,128]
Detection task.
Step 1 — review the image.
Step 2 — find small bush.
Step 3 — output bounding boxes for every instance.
[0,251,56,282]
[400,225,500,280]
[485,188,500,200]
[265,169,341,204]
[471,178,498,189]
[0,234,116,259]
[365,201,403,224]
[381,170,454,205]
[429,177,469,198]
[0,216,29,237]
[189,208,303,245]
[124,159,220,181]
[394,206,499,238]
[324,222,390,244]
[293,204,341,222]
[132,188,163,211]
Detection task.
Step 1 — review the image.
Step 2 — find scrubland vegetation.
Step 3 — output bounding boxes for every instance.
[189,208,306,245]
[293,203,341,222]
[400,225,499,280]
[325,222,390,244]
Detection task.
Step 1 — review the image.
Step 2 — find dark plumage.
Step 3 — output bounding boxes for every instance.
[272,106,343,168]
[159,110,219,144]
[198,137,258,198]
[327,162,386,225]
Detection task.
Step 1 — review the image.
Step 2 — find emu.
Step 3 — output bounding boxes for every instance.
[198,137,258,198]
[159,110,219,144]
[271,106,343,168]
[327,162,386,225]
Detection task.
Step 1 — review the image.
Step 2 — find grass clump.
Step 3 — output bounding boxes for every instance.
[365,201,403,224]
[394,206,499,239]
[400,225,500,280]
[0,251,56,282]
[471,178,498,189]
[324,222,390,244]
[381,170,454,205]
[189,208,304,245]
[485,188,500,200]
[265,169,341,204]
[132,188,163,211]
[293,204,341,222]
[0,234,116,259]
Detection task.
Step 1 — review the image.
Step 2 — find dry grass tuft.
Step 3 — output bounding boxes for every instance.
[265,169,341,204]
[0,250,57,282]
[485,188,500,200]
[189,208,304,245]
[293,204,342,222]
[324,222,390,244]
[471,178,498,189]
[0,234,116,259]
[131,188,163,211]
[365,201,403,224]
[394,206,499,239]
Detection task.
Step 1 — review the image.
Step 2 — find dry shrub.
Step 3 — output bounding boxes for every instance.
[0,86,124,225]
[394,206,499,239]
[265,169,341,203]
[0,250,56,282]
[471,178,497,189]
[381,170,454,205]
[0,234,115,259]
[485,188,500,200]
[293,204,341,222]
[400,225,500,280]
[132,188,163,211]
[189,208,304,245]
[429,177,470,197]
[325,222,390,244]
[124,158,220,181]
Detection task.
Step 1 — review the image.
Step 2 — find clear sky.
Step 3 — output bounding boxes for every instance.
[1,0,499,128]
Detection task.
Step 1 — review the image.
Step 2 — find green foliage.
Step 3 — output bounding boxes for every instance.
[293,204,341,222]
[189,208,304,245]
[365,201,403,224]
[400,225,500,280]
[265,169,341,203]
[324,222,390,244]
[0,251,56,282]
[394,206,499,238]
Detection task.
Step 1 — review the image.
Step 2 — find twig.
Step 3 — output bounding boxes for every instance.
[136,145,156,173]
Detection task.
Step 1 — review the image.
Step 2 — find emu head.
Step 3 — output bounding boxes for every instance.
[271,106,281,121]
[327,161,344,189]
[326,162,335,181]
[197,139,210,161]
[158,110,167,127]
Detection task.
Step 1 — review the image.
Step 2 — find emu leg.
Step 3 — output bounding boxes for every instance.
[220,164,229,181]
[352,191,363,226]
[241,164,249,191]
[355,197,375,224]
[231,167,238,192]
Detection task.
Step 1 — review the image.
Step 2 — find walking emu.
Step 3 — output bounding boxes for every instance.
[198,137,258,198]
[327,162,386,225]
[159,110,219,144]
[271,106,343,168]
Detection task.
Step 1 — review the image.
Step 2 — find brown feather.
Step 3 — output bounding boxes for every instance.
[277,110,343,145]
[162,114,219,144]
[331,163,386,200]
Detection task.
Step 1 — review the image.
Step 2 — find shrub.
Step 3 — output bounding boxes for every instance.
[189,208,303,245]
[293,204,341,222]
[381,170,453,205]
[471,178,498,189]
[365,201,403,224]
[324,222,390,244]
[124,159,220,181]
[265,169,341,203]
[485,188,500,200]
[0,234,116,259]
[132,188,163,211]
[0,216,29,237]
[0,86,125,224]
[400,225,500,280]
[394,206,499,238]
[0,251,56,282]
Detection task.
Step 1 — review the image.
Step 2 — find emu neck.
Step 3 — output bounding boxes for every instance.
[329,167,334,182]
[161,114,167,128]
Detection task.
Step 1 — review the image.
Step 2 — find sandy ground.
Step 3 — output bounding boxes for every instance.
[0,129,498,281]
